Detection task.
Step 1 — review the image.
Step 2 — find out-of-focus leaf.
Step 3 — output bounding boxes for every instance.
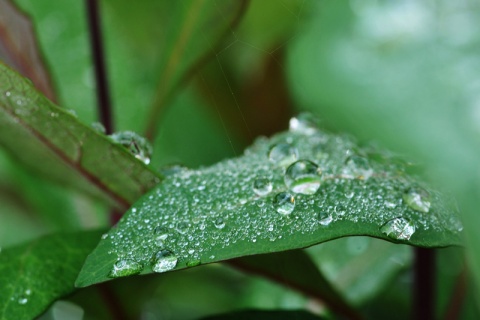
[229,250,361,320]
[0,63,161,208]
[76,120,462,287]
[0,230,104,320]
[199,309,324,320]
[102,0,249,139]
[307,237,411,305]
[0,0,55,101]
[287,0,480,296]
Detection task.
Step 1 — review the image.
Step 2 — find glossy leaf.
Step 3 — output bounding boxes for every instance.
[229,250,361,320]
[0,230,104,320]
[199,309,324,320]
[0,63,161,208]
[77,118,462,287]
[0,0,56,101]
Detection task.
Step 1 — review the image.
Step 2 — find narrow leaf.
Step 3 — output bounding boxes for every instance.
[199,309,324,320]
[0,63,160,208]
[0,230,104,320]
[0,0,56,101]
[229,250,361,320]
[76,118,462,287]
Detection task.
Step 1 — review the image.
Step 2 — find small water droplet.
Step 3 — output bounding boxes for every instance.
[380,217,416,240]
[91,122,106,133]
[186,260,201,267]
[268,143,298,166]
[152,250,178,273]
[343,155,373,179]
[109,131,153,164]
[101,233,108,240]
[317,212,333,226]
[176,222,189,234]
[214,217,226,229]
[403,187,431,213]
[154,226,169,246]
[284,160,322,195]
[109,259,144,278]
[18,297,28,305]
[273,192,295,215]
[253,177,273,196]
[289,113,318,135]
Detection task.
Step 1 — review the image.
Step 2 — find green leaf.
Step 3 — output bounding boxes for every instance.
[0,229,104,320]
[229,250,361,320]
[109,0,250,139]
[0,63,161,208]
[76,121,462,287]
[199,309,324,320]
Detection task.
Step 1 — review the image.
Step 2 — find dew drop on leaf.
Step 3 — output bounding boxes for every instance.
[317,211,333,226]
[214,217,226,229]
[343,155,373,180]
[186,260,201,267]
[289,112,318,135]
[152,250,178,273]
[268,143,298,166]
[380,217,416,241]
[403,187,431,213]
[153,226,169,246]
[284,160,322,195]
[17,297,28,305]
[109,131,153,164]
[273,192,295,215]
[91,122,106,133]
[175,222,189,234]
[108,259,144,278]
[253,177,273,196]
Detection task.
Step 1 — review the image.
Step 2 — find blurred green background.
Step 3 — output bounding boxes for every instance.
[1,0,479,318]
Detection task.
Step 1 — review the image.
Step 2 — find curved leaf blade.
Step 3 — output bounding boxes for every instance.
[76,124,462,287]
[0,0,55,101]
[0,230,104,320]
[0,63,160,208]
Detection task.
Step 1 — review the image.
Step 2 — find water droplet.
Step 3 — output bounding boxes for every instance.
[289,113,318,135]
[101,233,108,240]
[152,250,178,273]
[91,122,106,133]
[158,164,189,177]
[186,260,201,267]
[268,143,298,166]
[317,212,333,226]
[109,259,143,278]
[380,217,416,240]
[273,192,295,215]
[284,160,322,195]
[253,177,273,196]
[403,187,431,213]
[18,297,28,305]
[343,155,373,179]
[109,131,153,164]
[214,217,226,229]
[176,222,189,234]
[154,226,169,246]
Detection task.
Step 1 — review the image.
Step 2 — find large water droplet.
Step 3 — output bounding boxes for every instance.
[403,187,431,213]
[268,143,298,166]
[214,217,226,229]
[152,250,178,273]
[273,192,295,215]
[380,217,416,240]
[109,259,143,278]
[317,211,333,226]
[343,155,373,179]
[253,177,273,196]
[91,122,106,133]
[289,113,318,135]
[109,131,153,164]
[284,160,322,195]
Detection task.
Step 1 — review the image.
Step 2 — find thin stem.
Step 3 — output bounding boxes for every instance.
[85,0,114,134]
[98,283,129,320]
[413,248,436,320]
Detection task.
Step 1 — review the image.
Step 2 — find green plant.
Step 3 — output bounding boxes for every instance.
[0,0,477,319]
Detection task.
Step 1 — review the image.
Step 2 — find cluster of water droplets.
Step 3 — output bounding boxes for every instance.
[104,113,463,278]
[10,288,32,306]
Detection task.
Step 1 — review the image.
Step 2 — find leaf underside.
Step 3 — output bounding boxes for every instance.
[0,230,104,320]
[0,63,161,208]
[76,122,463,287]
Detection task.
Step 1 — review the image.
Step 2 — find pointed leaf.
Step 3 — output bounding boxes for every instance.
[0,0,56,101]
[0,230,104,320]
[0,63,160,208]
[76,120,462,287]
[229,250,361,320]
[199,309,324,320]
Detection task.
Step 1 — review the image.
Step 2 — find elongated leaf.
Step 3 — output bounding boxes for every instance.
[0,63,160,208]
[114,0,249,138]
[0,0,55,101]
[76,119,462,287]
[200,309,324,320]
[229,250,361,320]
[0,230,104,320]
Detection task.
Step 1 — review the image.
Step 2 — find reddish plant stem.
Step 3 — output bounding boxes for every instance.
[85,0,114,134]
[413,248,436,320]
[443,263,468,320]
